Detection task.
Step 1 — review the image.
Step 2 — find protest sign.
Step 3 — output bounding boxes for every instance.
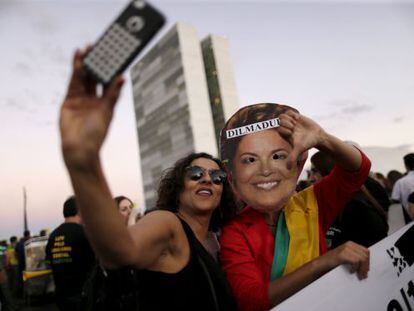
[275,223,414,311]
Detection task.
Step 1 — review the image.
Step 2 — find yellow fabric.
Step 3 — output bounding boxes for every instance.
[6,247,18,266]
[23,269,52,281]
[283,186,320,275]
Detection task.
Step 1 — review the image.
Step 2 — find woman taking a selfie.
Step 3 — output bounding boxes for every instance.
[59,49,236,310]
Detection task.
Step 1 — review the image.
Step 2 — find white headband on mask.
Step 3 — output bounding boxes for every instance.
[226,118,280,139]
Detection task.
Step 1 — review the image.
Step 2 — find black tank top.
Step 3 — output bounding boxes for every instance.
[138,217,236,311]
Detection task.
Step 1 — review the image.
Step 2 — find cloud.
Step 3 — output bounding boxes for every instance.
[311,111,338,121]
[3,97,29,112]
[13,62,33,76]
[20,48,36,60]
[396,144,413,150]
[4,97,17,107]
[1,88,43,113]
[328,99,374,116]
[310,99,376,133]
[47,46,66,64]
[329,99,358,107]
[393,116,405,123]
[30,12,58,35]
[341,104,373,114]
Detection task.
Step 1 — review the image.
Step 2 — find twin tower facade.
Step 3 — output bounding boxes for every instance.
[131,23,239,209]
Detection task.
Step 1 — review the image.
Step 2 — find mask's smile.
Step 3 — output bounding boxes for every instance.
[253,180,280,191]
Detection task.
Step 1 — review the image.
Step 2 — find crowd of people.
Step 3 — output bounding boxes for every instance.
[0,194,140,311]
[1,48,413,311]
[0,229,37,310]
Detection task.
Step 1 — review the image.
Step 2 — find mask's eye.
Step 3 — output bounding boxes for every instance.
[273,152,287,160]
[241,156,256,164]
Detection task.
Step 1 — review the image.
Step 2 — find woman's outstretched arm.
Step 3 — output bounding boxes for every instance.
[60,49,181,269]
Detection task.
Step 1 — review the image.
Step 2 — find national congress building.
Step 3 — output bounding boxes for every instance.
[131,23,239,209]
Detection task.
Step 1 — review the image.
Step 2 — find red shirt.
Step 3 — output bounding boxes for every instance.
[220,151,371,311]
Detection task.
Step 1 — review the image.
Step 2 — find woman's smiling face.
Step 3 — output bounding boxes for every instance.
[178,157,223,215]
[232,129,298,213]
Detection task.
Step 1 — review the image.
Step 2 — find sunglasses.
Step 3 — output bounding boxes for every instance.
[185,166,227,185]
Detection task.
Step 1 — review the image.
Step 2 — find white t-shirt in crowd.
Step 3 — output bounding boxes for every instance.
[391,170,414,211]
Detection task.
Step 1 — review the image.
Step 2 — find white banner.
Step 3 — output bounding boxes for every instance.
[275,223,414,311]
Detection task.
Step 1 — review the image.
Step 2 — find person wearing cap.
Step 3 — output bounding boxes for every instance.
[219,103,371,310]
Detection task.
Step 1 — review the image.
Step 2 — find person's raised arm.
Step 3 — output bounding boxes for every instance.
[268,111,370,307]
[60,49,178,269]
[279,110,362,172]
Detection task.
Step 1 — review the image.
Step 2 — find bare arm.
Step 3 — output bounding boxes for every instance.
[60,49,179,269]
[315,133,361,172]
[68,164,178,269]
[273,111,369,306]
[279,111,362,172]
[268,241,370,306]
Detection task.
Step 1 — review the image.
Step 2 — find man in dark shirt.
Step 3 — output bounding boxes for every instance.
[46,196,95,311]
[325,186,389,249]
[310,151,389,249]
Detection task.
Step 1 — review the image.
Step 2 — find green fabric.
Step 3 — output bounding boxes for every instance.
[270,211,290,281]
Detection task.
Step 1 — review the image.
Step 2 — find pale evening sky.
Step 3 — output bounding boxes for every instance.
[1,0,413,239]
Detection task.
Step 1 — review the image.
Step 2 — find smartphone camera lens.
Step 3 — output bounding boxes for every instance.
[126,16,145,33]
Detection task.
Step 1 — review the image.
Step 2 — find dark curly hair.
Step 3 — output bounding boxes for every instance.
[154,152,237,231]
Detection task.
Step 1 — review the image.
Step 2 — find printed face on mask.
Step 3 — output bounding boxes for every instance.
[232,129,298,213]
